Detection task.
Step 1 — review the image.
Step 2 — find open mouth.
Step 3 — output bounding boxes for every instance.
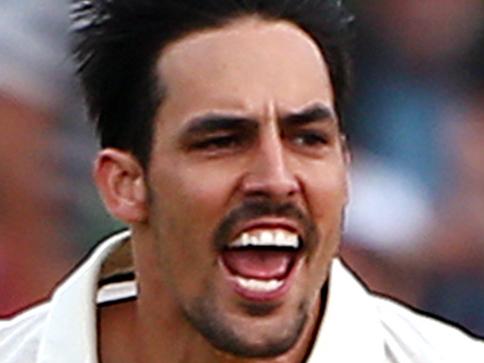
[219,228,303,301]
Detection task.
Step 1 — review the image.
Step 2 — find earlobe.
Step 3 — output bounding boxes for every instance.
[94,149,148,224]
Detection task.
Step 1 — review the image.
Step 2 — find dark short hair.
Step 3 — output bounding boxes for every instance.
[71,0,355,167]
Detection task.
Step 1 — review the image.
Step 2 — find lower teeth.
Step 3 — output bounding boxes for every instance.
[235,276,283,292]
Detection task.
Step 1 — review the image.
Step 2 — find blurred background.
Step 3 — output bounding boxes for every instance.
[1,0,483,337]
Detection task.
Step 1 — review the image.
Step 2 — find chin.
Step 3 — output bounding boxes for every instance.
[183,295,309,358]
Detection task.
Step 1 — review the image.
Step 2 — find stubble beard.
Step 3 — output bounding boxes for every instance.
[148,192,339,359]
[181,292,310,358]
[181,200,320,358]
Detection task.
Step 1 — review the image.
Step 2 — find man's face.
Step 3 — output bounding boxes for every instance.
[144,17,348,358]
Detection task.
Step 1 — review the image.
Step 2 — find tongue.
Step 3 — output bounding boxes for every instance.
[222,250,294,279]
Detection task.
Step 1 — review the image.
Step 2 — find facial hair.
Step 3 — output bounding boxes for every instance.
[181,199,320,358]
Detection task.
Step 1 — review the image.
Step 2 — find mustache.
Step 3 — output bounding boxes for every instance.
[213,200,318,251]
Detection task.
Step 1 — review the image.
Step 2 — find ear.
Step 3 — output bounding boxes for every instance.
[94,148,148,224]
[340,134,351,205]
[340,134,351,166]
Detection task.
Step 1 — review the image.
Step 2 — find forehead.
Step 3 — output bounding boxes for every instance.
[156,17,334,122]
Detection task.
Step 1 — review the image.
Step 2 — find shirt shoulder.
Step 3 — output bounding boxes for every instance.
[0,231,133,363]
[374,295,484,362]
[0,303,50,363]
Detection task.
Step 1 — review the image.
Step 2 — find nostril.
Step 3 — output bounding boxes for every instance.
[241,173,300,200]
[244,187,270,198]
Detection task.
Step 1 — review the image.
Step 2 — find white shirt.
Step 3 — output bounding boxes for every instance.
[1,231,483,362]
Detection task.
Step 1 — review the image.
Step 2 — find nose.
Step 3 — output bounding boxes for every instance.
[240,131,300,200]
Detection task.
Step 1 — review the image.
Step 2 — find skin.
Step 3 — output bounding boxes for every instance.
[96,17,349,363]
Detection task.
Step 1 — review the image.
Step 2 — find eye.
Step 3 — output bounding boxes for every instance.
[291,131,329,148]
[191,134,243,151]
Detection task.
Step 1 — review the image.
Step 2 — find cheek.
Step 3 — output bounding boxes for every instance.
[302,160,347,265]
[303,164,346,285]
[304,161,348,221]
[149,159,241,250]
[148,161,246,297]
[167,161,240,214]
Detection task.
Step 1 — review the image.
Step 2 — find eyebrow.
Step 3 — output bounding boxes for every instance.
[281,104,336,127]
[181,104,335,138]
[181,114,259,137]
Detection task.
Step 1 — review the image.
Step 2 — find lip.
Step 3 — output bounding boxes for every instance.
[218,252,305,303]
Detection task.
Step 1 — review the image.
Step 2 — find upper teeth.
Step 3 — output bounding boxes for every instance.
[229,229,299,249]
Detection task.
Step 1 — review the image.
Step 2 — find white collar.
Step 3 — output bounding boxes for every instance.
[307,260,386,362]
[36,230,385,362]
[36,231,130,363]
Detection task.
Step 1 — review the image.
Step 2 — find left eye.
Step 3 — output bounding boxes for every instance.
[291,132,328,147]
